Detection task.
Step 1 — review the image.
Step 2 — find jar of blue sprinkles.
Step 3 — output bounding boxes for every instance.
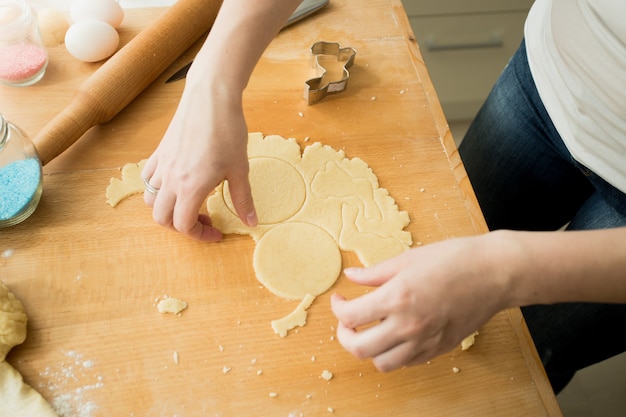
[0,113,42,227]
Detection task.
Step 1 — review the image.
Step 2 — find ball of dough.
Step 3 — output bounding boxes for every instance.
[0,281,27,362]
[37,8,70,48]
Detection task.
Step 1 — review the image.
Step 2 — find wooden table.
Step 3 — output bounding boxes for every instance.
[1,1,563,415]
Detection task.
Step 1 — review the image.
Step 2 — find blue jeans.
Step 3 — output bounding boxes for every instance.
[459,41,626,393]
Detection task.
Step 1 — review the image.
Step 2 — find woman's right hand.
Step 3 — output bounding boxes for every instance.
[141,76,257,241]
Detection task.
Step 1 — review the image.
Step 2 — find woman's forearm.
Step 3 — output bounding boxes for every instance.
[186,0,302,94]
[496,227,626,306]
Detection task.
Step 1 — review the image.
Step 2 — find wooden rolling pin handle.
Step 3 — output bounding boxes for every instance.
[34,0,223,166]
[34,92,113,166]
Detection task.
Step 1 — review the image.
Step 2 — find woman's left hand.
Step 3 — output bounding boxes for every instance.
[330,234,511,371]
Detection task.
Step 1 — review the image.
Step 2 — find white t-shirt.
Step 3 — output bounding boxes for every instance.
[525,0,626,193]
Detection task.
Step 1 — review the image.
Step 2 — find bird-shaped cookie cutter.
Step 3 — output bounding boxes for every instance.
[304,41,356,105]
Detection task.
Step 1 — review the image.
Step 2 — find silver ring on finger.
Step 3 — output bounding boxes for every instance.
[143,177,160,196]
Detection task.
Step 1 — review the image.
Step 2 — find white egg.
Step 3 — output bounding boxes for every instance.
[70,0,124,28]
[65,19,120,63]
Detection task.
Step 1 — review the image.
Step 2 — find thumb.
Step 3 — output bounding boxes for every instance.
[344,251,410,287]
[227,174,257,228]
[344,267,392,288]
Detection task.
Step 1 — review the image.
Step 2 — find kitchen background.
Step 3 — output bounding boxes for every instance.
[401,1,626,416]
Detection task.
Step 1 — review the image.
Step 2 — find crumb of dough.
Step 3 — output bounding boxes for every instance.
[157,297,188,315]
[105,160,147,207]
[271,294,316,337]
[173,351,179,364]
[321,370,333,381]
[222,366,231,374]
[452,367,460,373]
[461,331,479,351]
[269,392,278,398]
[327,407,335,413]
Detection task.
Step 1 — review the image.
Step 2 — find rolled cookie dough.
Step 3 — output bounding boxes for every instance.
[207,133,412,300]
[0,281,27,362]
[1,280,58,416]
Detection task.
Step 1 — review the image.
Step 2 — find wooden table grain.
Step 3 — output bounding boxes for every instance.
[0,1,563,415]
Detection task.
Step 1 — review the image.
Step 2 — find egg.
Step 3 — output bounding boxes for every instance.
[69,0,124,28]
[65,19,119,62]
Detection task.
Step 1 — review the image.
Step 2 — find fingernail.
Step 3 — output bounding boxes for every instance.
[344,267,362,277]
[246,210,258,227]
[332,293,347,303]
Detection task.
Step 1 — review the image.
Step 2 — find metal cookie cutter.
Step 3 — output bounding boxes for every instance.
[304,41,356,105]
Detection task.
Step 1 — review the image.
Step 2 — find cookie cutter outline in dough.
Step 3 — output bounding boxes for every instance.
[304,41,357,105]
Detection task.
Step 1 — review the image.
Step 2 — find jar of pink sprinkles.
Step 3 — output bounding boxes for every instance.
[0,0,48,87]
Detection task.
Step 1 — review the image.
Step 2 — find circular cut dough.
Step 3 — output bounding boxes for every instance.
[224,157,305,225]
[253,222,341,299]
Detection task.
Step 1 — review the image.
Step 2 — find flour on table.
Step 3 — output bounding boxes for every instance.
[207,133,412,331]
[40,350,104,417]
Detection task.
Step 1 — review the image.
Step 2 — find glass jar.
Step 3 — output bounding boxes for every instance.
[0,0,48,87]
[0,113,43,227]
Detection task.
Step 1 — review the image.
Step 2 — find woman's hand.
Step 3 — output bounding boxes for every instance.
[331,234,511,371]
[141,80,256,241]
[331,227,626,371]
[140,0,302,241]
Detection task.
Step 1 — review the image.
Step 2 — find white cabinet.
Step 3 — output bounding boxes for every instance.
[403,0,533,121]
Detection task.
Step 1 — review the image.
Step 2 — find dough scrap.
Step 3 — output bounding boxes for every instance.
[461,331,479,351]
[271,294,316,337]
[207,133,412,301]
[106,159,147,207]
[0,280,57,416]
[157,297,188,315]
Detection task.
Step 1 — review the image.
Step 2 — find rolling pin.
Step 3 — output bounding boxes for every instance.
[33,0,223,166]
